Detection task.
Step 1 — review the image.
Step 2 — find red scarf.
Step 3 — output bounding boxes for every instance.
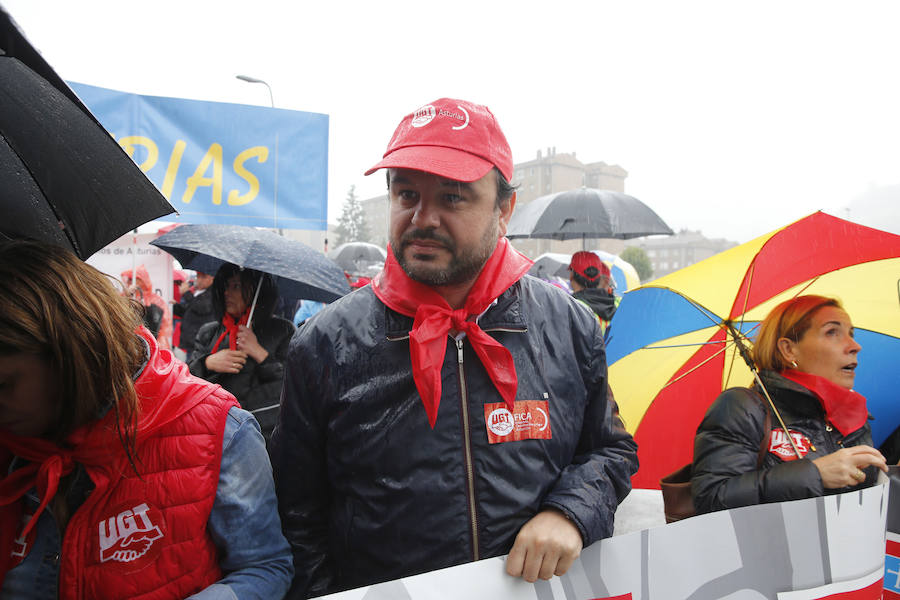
[211,309,249,353]
[372,238,532,428]
[781,369,869,437]
[0,424,115,580]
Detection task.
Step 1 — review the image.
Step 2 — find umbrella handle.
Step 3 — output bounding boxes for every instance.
[726,321,804,460]
[246,275,263,329]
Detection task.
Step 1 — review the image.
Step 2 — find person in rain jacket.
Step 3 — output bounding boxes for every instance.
[121,264,173,351]
[189,263,295,441]
[568,251,619,339]
[175,271,216,361]
[0,239,292,600]
[270,97,638,598]
[692,295,887,514]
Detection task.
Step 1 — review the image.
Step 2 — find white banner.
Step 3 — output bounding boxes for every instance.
[319,479,890,600]
[86,231,174,304]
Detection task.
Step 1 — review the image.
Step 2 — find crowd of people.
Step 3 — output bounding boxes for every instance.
[0,97,891,600]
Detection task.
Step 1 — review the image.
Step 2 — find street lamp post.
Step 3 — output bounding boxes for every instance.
[236,74,280,233]
[235,74,274,108]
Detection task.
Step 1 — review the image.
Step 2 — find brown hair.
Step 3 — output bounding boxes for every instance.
[752,295,842,372]
[0,239,144,445]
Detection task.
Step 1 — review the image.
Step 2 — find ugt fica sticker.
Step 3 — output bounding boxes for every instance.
[484,400,552,444]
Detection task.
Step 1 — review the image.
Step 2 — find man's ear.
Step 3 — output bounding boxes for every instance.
[497,191,516,238]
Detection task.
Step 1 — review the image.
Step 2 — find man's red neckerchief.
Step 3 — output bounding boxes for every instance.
[372,238,532,428]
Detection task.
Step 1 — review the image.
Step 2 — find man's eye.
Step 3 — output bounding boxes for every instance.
[396,190,418,202]
[444,194,463,204]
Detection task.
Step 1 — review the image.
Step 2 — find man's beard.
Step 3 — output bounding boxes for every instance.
[392,223,498,287]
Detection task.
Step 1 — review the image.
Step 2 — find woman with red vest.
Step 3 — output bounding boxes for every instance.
[0,240,293,600]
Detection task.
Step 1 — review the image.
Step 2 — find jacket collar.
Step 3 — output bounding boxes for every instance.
[383,280,527,339]
[760,368,873,425]
[758,369,829,418]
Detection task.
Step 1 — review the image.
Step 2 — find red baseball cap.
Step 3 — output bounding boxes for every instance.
[569,251,611,283]
[365,98,513,183]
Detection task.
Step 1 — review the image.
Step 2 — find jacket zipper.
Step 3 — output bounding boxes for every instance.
[456,337,480,561]
[481,326,527,334]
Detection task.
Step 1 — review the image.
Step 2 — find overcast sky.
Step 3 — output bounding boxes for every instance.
[5,0,900,243]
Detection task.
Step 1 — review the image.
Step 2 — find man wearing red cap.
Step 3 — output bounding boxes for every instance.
[270,98,638,598]
[568,251,619,338]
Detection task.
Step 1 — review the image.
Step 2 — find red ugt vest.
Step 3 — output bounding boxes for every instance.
[58,332,237,600]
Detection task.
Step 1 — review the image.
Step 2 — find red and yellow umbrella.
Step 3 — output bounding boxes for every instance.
[606,212,900,489]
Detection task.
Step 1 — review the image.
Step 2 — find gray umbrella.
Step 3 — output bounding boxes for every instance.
[506,188,673,249]
[151,224,350,304]
[328,241,387,275]
[528,252,571,280]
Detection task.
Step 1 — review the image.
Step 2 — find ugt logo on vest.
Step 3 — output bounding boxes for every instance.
[97,502,165,565]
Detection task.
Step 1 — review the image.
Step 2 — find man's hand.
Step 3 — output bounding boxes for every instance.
[505,508,583,582]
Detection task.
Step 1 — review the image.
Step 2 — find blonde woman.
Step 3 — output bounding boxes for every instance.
[692,295,887,514]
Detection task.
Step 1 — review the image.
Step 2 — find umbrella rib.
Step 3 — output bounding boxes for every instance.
[644,340,727,350]
[734,263,754,345]
[2,137,85,257]
[654,287,722,328]
[722,337,740,388]
[661,342,732,390]
[663,325,759,391]
[790,276,820,297]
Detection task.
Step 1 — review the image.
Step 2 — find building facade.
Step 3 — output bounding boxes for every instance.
[360,148,630,259]
[625,229,738,280]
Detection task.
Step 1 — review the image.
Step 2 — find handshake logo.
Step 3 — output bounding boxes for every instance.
[98,502,164,564]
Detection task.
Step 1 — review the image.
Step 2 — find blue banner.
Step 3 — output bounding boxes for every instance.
[70,82,328,229]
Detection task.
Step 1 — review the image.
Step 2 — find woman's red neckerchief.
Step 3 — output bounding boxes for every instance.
[372,238,533,428]
[781,369,868,437]
[211,308,250,353]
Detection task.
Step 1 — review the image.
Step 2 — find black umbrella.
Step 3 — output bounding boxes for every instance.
[151,224,350,304]
[0,10,175,258]
[506,188,673,249]
[327,241,387,274]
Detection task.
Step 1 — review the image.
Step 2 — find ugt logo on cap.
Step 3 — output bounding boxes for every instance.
[411,105,436,128]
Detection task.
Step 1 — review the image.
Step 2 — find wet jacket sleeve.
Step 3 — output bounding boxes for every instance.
[254,320,294,383]
[188,406,293,600]
[691,388,824,514]
[268,332,335,600]
[540,320,639,546]
[189,322,220,379]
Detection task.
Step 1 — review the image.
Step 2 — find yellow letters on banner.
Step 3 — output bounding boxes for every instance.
[161,140,187,200]
[113,135,269,206]
[183,143,224,205]
[119,136,159,171]
[227,146,269,206]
